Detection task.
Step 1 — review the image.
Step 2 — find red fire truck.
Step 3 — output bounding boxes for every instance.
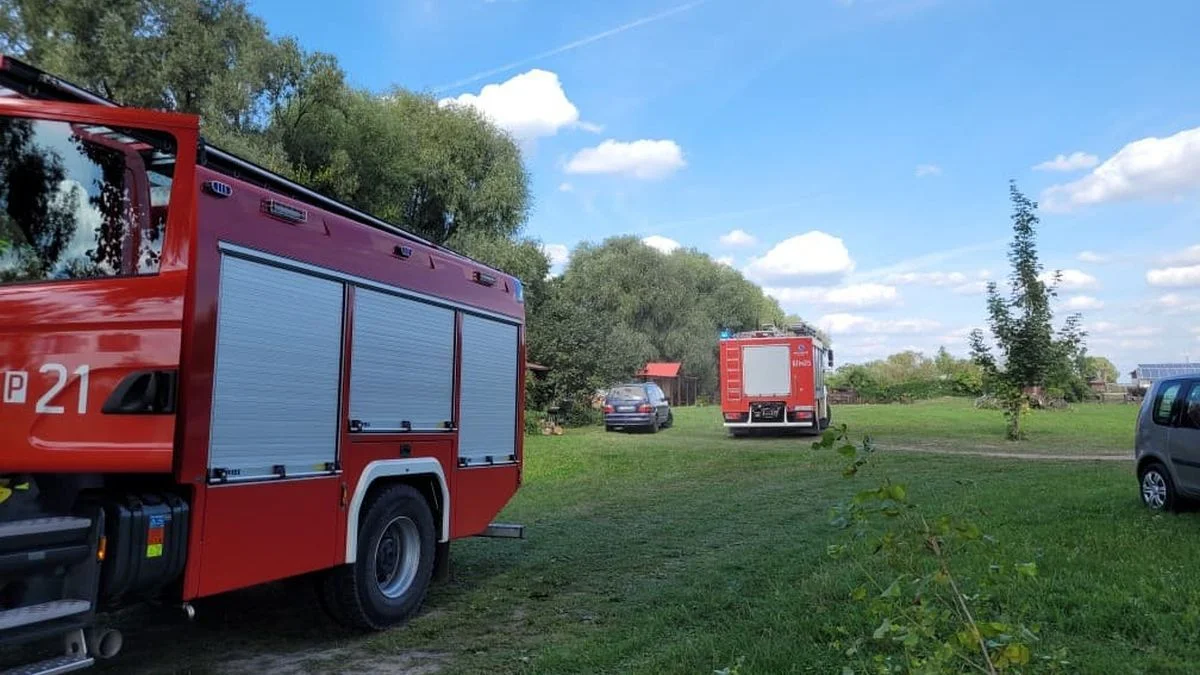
[0,56,526,673]
[719,325,833,436]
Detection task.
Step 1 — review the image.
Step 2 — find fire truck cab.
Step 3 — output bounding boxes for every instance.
[0,56,525,673]
[719,325,833,436]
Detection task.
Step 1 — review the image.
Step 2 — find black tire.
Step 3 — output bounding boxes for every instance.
[663,412,674,429]
[605,425,614,432]
[320,484,437,630]
[1139,462,1176,512]
[648,418,659,434]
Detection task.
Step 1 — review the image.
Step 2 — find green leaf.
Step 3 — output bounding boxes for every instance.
[1015,561,1039,578]
[998,642,1031,667]
[873,618,892,640]
[851,586,868,601]
[879,577,903,598]
[836,443,857,458]
[887,484,908,502]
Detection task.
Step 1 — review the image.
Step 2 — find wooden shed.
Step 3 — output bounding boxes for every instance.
[637,362,698,406]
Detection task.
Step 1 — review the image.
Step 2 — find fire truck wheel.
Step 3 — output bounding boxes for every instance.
[322,484,437,630]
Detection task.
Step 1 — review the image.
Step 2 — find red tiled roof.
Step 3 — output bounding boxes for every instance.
[639,362,681,378]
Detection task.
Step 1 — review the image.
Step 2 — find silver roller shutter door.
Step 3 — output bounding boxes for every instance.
[458,315,518,466]
[208,255,344,481]
[350,288,455,432]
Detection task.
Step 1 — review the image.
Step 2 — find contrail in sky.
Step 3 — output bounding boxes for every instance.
[434,0,709,93]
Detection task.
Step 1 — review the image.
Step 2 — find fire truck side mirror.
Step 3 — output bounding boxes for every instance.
[828,350,835,368]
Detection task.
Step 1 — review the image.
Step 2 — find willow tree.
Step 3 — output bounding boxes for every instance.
[969,182,1084,440]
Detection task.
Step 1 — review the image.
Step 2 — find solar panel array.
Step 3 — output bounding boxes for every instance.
[1134,364,1200,380]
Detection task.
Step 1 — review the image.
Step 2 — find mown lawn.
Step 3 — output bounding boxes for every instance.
[110,402,1200,675]
[834,397,1138,455]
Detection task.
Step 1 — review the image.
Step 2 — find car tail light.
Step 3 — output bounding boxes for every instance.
[793,409,814,419]
[604,405,614,414]
[637,404,653,413]
[724,412,742,421]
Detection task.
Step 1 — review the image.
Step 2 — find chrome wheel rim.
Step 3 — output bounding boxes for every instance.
[373,516,421,599]
[1142,471,1168,509]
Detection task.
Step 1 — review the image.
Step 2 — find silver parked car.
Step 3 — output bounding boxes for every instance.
[1136,375,1200,510]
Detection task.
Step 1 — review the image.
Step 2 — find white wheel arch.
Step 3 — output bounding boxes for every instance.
[345,458,450,564]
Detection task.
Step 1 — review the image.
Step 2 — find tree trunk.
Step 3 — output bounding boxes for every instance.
[1005,397,1025,441]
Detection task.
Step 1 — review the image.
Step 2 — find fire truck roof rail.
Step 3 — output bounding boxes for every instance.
[0,55,497,274]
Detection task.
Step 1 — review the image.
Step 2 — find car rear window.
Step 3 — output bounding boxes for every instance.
[608,386,646,400]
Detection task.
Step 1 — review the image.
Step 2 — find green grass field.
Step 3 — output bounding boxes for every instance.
[834,398,1138,455]
[108,401,1200,675]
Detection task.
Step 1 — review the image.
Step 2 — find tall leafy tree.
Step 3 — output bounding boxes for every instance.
[970,182,1083,439]
[1082,356,1119,383]
[278,89,529,244]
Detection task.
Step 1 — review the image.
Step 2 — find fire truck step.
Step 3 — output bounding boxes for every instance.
[0,653,94,675]
[0,518,91,540]
[0,601,92,632]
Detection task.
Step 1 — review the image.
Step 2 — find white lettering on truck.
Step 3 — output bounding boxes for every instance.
[3,364,89,414]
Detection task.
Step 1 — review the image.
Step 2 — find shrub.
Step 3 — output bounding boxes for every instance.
[523,410,543,435]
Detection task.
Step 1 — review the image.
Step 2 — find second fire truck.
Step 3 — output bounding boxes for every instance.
[719,325,833,436]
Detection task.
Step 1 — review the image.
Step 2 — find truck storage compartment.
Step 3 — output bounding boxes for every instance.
[99,493,189,601]
[742,345,792,397]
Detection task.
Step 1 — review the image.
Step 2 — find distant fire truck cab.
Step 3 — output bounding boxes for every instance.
[0,56,525,673]
[719,325,833,436]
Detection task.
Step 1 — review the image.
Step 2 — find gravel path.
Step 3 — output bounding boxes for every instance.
[884,444,1132,462]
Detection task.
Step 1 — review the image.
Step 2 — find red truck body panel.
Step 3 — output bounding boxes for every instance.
[0,70,526,602]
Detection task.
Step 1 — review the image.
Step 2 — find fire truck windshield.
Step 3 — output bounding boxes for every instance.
[0,115,175,285]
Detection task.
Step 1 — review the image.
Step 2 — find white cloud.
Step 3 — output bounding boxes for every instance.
[915,163,942,177]
[1154,294,1200,315]
[565,139,686,179]
[817,313,940,336]
[1033,151,1100,172]
[1147,265,1200,288]
[1040,269,1099,290]
[715,255,734,267]
[952,281,989,295]
[885,271,968,286]
[744,231,855,284]
[767,283,900,311]
[1164,244,1200,266]
[439,69,580,141]
[540,243,570,271]
[1077,250,1109,263]
[642,235,681,254]
[1042,126,1200,211]
[1063,295,1104,310]
[719,228,757,247]
[558,182,574,192]
[937,325,983,344]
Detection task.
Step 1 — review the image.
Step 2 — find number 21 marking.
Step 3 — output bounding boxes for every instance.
[35,364,89,415]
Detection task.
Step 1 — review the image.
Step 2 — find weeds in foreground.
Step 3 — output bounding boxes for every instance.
[814,425,1070,674]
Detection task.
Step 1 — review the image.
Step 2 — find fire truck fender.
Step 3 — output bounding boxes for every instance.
[345,458,450,563]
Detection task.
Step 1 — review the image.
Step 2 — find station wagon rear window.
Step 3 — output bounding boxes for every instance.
[608,386,646,401]
[0,116,175,285]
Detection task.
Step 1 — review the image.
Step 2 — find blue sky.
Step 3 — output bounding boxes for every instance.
[248,0,1200,378]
